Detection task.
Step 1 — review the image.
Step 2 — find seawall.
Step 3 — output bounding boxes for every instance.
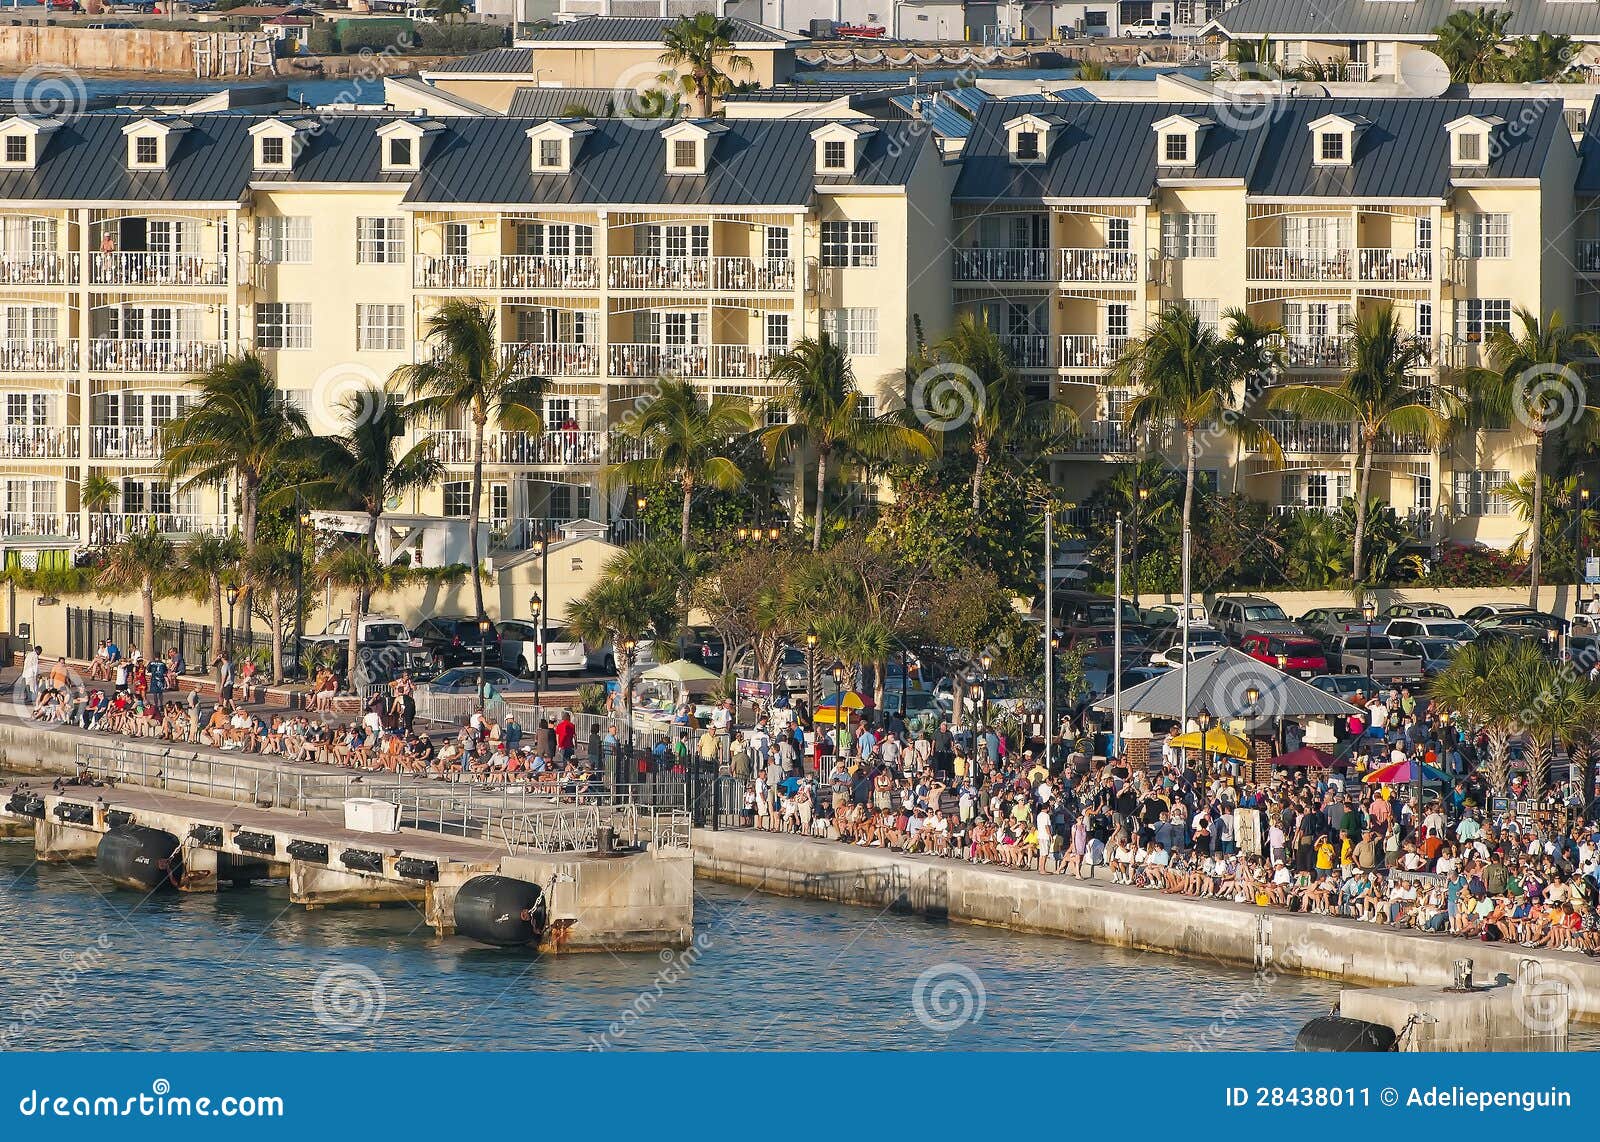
[694,828,1600,1024]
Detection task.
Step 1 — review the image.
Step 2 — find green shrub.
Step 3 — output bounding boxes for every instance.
[414,23,507,53]
[576,682,608,715]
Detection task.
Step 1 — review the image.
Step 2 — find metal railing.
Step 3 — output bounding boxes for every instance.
[1357,247,1432,282]
[0,252,77,285]
[72,740,361,812]
[1058,334,1127,369]
[88,512,229,545]
[88,339,226,373]
[499,254,599,290]
[89,424,162,459]
[1247,246,1354,281]
[1059,247,1138,282]
[0,339,75,371]
[0,424,78,458]
[499,517,649,549]
[607,256,710,291]
[89,252,226,287]
[1003,333,1050,368]
[952,247,1051,282]
[609,342,706,378]
[501,341,600,376]
[1062,419,1134,454]
[413,254,498,290]
[0,511,76,537]
[1577,239,1600,274]
[1280,335,1349,369]
[428,427,607,467]
[712,256,795,291]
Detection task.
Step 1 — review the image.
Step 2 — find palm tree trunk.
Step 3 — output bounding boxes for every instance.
[1181,427,1196,554]
[270,585,284,683]
[1129,498,1142,608]
[1530,433,1545,610]
[680,474,694,551]
[970,444,987,516]
[141,579,155,659]
[210,576,224,669]
[239,472,257,645]
[348,588,361,686]
[362,509,381,614]
[1353,433,1376,585]
[812,448,829,553]
[469,408,487,618]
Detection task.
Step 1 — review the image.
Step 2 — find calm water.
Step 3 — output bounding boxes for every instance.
[0,840,1342,1051]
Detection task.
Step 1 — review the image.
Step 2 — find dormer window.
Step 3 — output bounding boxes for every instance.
[1002,112,1060,166]
[1164,134,1188,163]
[1445,114,1500,169]
[388,137,412,167]
[134,137,159,165]
[661,120,726,176]
[261,136,285,166]
[0,116,57,170]
[1319,132,1344,162]
[538,138,561,168]
[376,117,439,173]
[1015,131,1040,161]
[1457,133,1481,162]
[810,122,875,175]
[1151,114,1211,170]
[672,139,697,169]
[525,120,592,174]
[822,140,847,170]
[4,136,24,164]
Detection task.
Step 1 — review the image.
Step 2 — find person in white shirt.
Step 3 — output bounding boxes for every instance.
[1035,806,1053,874]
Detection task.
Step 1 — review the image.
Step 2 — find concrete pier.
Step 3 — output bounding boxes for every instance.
[1340,967,1571,1051]
[694,828,1600,1024]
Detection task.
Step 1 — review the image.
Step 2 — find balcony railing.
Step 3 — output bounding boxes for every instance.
[90,252,226,287]
[1578,239,1600,274]
[89,425,163,460]
[502,342,601,377]
[1357,247,1432,282]
[1260,417,1431,455]
[1002,333,1050,369]
[1247,246,1353,281]
[0,253,77,286]
[0,425,78,459]
[610,342,707,379]
[88,512,228,545]
[499,255,599,290]
[1062,420,1134,454]
[428,428,607,467]
[0,339,76,372]
[607,256,710,290]
[0,511,76,538]
[413,254,498,290]
[712,256,796,291]
[1059,247,1139,283]
[88,339,226,373]
[952,247,1051,282]
[1280,335,1350,369]
[501,516,649,549]
[710,344,772,379]
[1058,334,1127,369]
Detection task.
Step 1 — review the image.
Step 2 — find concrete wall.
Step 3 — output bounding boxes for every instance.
[0,26,199,74]
[503,845,694,952]
[695,828,1600,1023]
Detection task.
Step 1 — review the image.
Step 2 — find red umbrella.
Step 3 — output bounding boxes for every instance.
[1270,746,1336,768]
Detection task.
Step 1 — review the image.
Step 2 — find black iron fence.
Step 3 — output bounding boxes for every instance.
[66,606,279,673]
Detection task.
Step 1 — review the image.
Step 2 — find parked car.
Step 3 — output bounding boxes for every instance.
[1211,594,1302,642]
[497,619,587,676]
[1125,18,1170,37]
[1062,626,1149,653]
[1383,602,1456,619]
[1310,674,1382,699]
[1324,633,1424,684]
[1460,603,1541,623]
[1296,606,1367,640]
[1379,617,1479,643]
[1471,611,1567,635]
[425,666,535,695]
[1140,602,1210,629]
[587,637,660,674]
[1240,633,1328,679]
[300,613,428,680]
[1392,636,1464,678]
[1145,625,1228,666]
[1055,590,1144,630]
[411,615,503,672]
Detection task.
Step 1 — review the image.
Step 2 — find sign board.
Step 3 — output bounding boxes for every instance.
[735,677,773,705]
[1586,555,1600,585]
[1490,795,1510,824]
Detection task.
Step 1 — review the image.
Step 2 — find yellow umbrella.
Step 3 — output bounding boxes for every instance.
[1167,727,1250,759]
[812,690,871,724]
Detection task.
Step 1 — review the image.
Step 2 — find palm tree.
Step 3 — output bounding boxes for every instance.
[1464,308,1600,608]
[300,387,443,609]
[246,541,300,683]
[762,335,934,551]
[604,377,756,550]
[182,531,241,667]
[1431,637,1520,797]
[658,12,753,117]
[316,544,386,685]
[1433,7,1511,83]
[1265,304,1451,586]
[1114,307,1281,570]
[81,472,118,523]
[1093,458,1179,606]
[395,299,547,620]
[100,528,175,658]
[163,353,311,552]
[1502,32,1574,82]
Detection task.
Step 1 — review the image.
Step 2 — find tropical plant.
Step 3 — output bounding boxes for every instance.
[395,298,547,620]
[81,472,118,518]
[1081,457,1180,604]
[763,335,934,551]
[1433,7,1512,83]
[1283,511,1346,589]
[181,531,243,666]
[246,541,300,683]
[1501,32,1574,82]
[1076,58,1109,81]
[1495,473,1600,580]
[99,528,176,658]
[1265,304,1452,586]
[604,377,756,550]
[316,543,386,684]
[1429,637,1516,795]
[658,12,753,117]
[1462,308,1600,608]
[1330,495,1411,585]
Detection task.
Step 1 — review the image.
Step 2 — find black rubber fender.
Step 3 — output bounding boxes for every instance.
[453,874,546,947]
[96,825,183,892]
[1293,1015,1397,1052]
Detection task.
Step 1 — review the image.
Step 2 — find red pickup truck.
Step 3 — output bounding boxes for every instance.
[1240,633,1328,679]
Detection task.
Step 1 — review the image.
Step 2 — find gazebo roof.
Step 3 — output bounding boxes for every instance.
[1092,648,1362,720]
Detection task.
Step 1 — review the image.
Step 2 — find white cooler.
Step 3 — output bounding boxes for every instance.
[342,798,401,834]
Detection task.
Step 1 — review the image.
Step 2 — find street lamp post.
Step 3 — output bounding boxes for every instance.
[224,580,238,674]
[1578,487,1591,614]
[830,661,844,757]
[529,592,543,712]
[1197,706,1213,783]
[476,616,492,704]
[805,627,817,719]
[978,652,992,731]
[1362,600,1376,645]
[538,532,549,695]
[622,637,637,764]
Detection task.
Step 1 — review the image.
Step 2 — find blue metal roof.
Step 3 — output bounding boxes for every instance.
[1049,87,1102,102]
[888,94,973,139]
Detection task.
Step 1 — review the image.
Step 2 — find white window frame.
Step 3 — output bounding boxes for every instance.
[356,217,405,264]
[257,216,311,264]
[255,301,311,350]
[356,303,406,352]
[1160,213,1216,259]
[822,308,878,356]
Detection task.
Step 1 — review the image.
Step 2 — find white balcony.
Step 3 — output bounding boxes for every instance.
[0,253,77,286]
[90,425,163,460]
[89,252,226,287]
[1058,247,1139,283]
[0,339,76,372]
[0,425,78,459]
[429,428,607,467]
[413,254,499,290]
[88,512,228,545]
[1062,420,1134,454]
[499,255,599,290]
[1260,417,1430,455]
[1247,247,1353,281]
[1002,333,1050,369]
[502,341,600,377]
[501,517,649,549]
[606,256,710,291]
[1058,334,1128,369]
[606,343,772,380]
[0,511,76,538]
[1578,239,1600,275]
[1357,247,1432,282]
[952,247,1051,282]
[712,256,796,291]
[88,339,227,373]
[1280,336,1350,369]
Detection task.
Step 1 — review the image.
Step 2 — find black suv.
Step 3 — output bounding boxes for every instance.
[411,616,502,673]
